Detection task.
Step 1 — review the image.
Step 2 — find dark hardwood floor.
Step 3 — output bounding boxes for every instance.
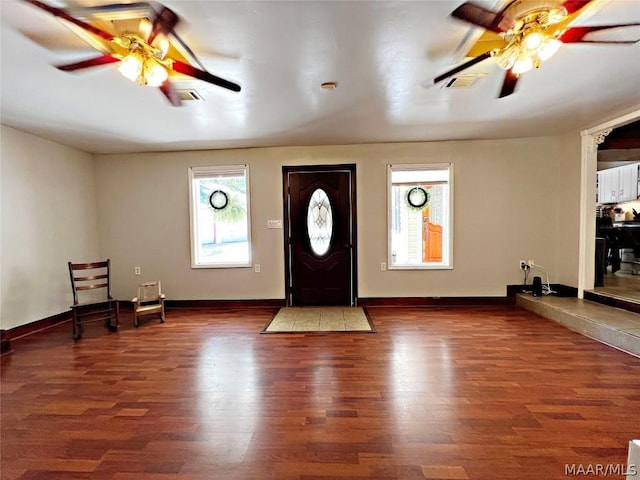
[2,306,639,480]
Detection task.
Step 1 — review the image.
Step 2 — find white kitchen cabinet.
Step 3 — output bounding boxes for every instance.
[598,169,614,203]
[598,168,619,203]
[618,163,638,202]
[597,163,639,203]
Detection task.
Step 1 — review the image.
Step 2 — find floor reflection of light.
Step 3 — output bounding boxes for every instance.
[308,352,336,403]
[390,338,454,424]
[195,337,258,460]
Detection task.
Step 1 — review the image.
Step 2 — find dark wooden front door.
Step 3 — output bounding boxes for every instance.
[283,165,357,306]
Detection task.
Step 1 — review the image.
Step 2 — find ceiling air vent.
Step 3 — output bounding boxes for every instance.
[176,89,204,101]
[441,73,485,89]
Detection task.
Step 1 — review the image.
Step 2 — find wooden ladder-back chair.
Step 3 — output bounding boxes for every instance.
[68,259,119,340]
[132,281,165,328]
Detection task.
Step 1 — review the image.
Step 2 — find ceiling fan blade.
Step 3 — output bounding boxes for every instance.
[465,32,508,57]
[561,0,593,15]
[56,54,120,71]
[433,51,492,84]
[560,24,640,44]
[159,79,181,106]
[169,31,208,71]
[170,60,241,92]
[24,0,114,42]
[66,2,153,22]
[451,2,514,33]
[498,69,519,98]
[147,6,179,45]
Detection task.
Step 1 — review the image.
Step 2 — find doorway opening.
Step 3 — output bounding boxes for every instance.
[580,108,640,307]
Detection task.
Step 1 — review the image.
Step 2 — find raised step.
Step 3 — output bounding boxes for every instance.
[516,293,640,357]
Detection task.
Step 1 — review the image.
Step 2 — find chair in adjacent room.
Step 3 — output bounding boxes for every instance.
[68,259,119,340]
[132,280,165,328]
[616,227,640,274]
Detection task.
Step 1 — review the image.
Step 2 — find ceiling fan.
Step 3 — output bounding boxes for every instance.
[434,0,640,98]
[24,0,241,106]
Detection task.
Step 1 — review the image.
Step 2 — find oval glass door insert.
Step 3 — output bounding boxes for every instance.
[307,188,333,256]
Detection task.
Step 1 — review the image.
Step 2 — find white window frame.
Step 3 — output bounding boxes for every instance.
[188,164,252,268]
[387,163,453,270]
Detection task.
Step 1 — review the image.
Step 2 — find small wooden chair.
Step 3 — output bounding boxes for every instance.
[132,281,165,328]
[68,259,119,340]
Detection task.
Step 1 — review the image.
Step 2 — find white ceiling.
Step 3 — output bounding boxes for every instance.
[1,0,639,155]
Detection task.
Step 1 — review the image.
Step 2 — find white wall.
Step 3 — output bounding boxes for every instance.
[95,135,581,301]
[0,128,583,329]
[1,125,100,330]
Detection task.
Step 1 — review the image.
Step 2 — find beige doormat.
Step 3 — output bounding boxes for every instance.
[262,306,375,333]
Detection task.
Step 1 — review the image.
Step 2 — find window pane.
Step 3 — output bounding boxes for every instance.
[307,188,333,256]
[389,164,452,269]
[190,166,251,267]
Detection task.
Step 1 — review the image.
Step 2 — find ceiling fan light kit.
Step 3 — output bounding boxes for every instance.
[494,8,567,74]
[114,33,170,87]
[23,0,241,106]
[434,0,640,98]
[122,55,167,87]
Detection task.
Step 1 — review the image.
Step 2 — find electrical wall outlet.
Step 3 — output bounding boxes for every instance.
[528,260,535,267]
[134,266,141,275]
[519,260,527,270]
[380,262,387,271]
[254,264,261,273]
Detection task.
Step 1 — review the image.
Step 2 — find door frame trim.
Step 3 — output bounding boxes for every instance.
[282,164,358,307]
[578,107,640,298]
